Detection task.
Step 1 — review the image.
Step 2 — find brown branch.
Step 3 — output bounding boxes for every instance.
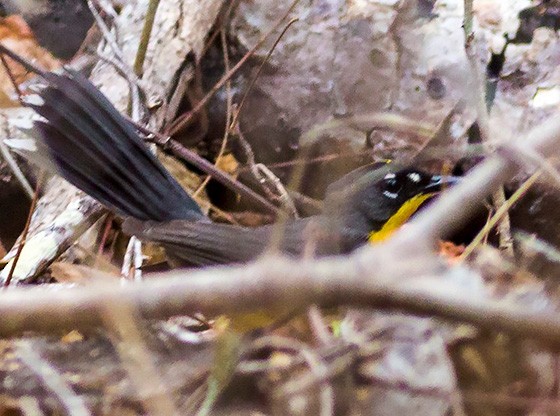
[462,0,513,256]
[402,116,560,243]
[15,340,91,416]
[151,132,282,216]
[0,248,558,347]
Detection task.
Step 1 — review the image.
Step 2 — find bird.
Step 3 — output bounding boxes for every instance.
[2,46,458,267]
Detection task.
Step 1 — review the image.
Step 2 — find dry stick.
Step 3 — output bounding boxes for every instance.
[0,53,23,96]
[460,170,542,260]
[228,19,300,216]
[0,52,36,199]
[298,349,335,416]
[229,17,299,130]
[463,0,514,256]
[15,340,91,416]
[147,129,281,215]
[0,122,34,199]
[90,0,145,121]
[0,247,556,346]
[1,115,560,339]
[463,0,473,39]
[87,0,125,62]
[133,0,160,77]
[4,173,42,286]
[90,0,145,119]
[166,0,301,136]
[193,28,233,199]
[235,125,298,216]
[101,300,178,415]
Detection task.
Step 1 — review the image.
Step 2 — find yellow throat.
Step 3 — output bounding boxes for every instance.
[368,193,434,243]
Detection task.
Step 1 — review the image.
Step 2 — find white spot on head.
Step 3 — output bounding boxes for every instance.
[383,190,398,199]
[384,173,396,180]
[407,172,421,183]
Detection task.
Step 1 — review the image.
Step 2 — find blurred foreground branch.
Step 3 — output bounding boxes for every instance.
[1,251,560,346]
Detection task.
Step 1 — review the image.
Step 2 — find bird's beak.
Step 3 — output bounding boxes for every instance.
[422,175,460,193]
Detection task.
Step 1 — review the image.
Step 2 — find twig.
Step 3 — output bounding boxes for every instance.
[297,349,334,416]
[463,0,473,40]
[133,0,161,77]
[0,53,23,97]
[101,298,178,415]
[0,121,34,199]
[141,127,281,215]
[96,51,145,120]
[4,173,42,286]
[234,126,298,216]
[308,305,333,346]
[122,236,143,281]
[302,113,435,144]
[225,18,300,216]
[229,17,299,129]
[193,28,233,199]
[167,0,301,136]
[15,340,91,416]
[463,0,514,256]
[0,49,37,200]
[89,0,145,120]
[0,248,557,347]
[461,170,542,259]
[87,0,124,62]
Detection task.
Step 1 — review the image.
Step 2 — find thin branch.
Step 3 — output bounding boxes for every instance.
[461,170,542,259]
[101,298,178,415]
[463,0,514,256]
[0,122,33,199]
[463,0,473,41]
[87,0,125,62]
[15,340,91,416]
[229,17,299,130]
[0,248,558,347]
[140,127,281,215]
[167,0,301,136]
[5,173,42,286]
[193,28,233,199]
[133,0,161,77]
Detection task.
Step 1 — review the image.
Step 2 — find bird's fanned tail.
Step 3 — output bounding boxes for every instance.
[22,69,203,222]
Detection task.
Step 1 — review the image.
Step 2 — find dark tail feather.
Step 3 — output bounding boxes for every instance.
[123,218,308,266]
[22,69,203,221]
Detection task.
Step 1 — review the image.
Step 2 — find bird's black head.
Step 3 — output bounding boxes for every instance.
[324,164,458,244]
[371,168,446,214]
